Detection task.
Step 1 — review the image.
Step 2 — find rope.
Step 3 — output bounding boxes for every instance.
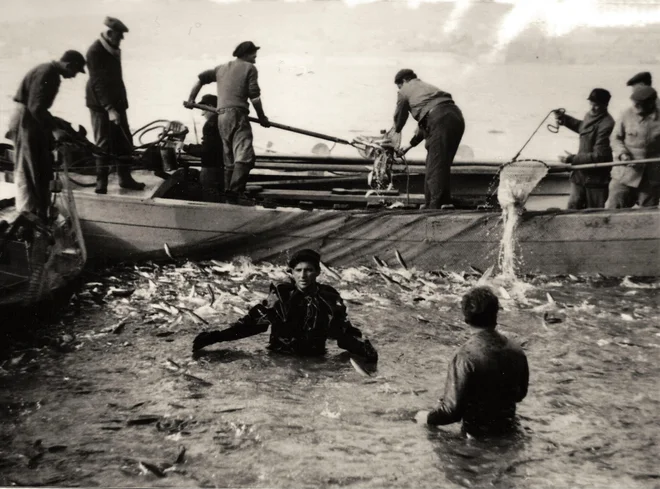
[511,109,565,162]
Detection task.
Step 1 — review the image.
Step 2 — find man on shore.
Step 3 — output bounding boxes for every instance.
[183,94,224,201]
[85,16,144,194]
[184,41,270,197]
[192,249,378,363]
[415,287,529,438]
[554,88,615,209]
[7,51,86,220]
[393,69,465,209]
[606,86,660,208]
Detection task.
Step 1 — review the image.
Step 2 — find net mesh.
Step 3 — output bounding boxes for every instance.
[497,159,549,208]
[353,129,401,190]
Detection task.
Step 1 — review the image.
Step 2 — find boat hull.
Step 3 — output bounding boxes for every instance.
[76,192,660,277]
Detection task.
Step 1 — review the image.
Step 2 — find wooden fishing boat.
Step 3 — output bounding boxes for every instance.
[1,145,657,277]
[0,145,87,320]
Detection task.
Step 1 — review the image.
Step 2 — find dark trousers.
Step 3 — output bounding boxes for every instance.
[90,109,134,185]
[567,182,608,209]
[423,104,465,208]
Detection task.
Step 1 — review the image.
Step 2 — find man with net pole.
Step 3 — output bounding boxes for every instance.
[553,88,614,209]
[605,86,660,209]
[392,69,465,209]
[6,50,87,221]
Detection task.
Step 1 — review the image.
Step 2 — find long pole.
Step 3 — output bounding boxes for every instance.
[547,156,660,173]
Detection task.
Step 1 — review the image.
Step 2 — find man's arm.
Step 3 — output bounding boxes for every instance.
[184,69,215,108]
[559,113,582,134]
[571,118,615,164]
[324,292,377,362]
[611,114,632,161]
[425,354,471,426]
[516,354,529,403]
[27,69,60,132]
[393,92,410,134]
[192,284,280,351]
[247,66,270,127]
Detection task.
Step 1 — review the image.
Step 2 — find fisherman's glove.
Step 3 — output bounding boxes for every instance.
[192,330,223,351]
[363,339,378,363]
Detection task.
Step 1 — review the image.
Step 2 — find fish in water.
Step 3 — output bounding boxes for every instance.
[320,261,342,281]
[349,358,371,377]
[163,243,175,261]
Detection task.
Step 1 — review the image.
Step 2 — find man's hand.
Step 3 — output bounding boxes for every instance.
[108,108,121,125]
[553,110,565,126]
[259,116,271,128]
[183,100,195,110]
[192,331,221,352]
[559,154,574,164]
[619,153,632,162]
[397,145,412,157]
[415,410,430,425]
[53,129,70,142]
[363,339,378,363]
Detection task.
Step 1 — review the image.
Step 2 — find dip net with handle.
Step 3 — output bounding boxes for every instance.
[497,159,550,208]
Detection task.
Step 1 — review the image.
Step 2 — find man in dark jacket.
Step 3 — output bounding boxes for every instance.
[554,88,615,209]
[86,16,144,194]
[415,287,529,438]
[394,69,465,209]
[7,51,86,221]
[183,94,224,201]
[184,41,270,198]
[192,249,378,363]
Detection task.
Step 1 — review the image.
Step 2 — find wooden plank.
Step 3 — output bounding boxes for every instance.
[257,188,424,204]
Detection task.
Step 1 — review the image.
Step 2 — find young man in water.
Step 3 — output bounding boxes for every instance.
[415,286,529,437]
[192,249,378,363]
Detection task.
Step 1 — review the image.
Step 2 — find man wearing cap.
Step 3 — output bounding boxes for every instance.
[192,249,378,363]
[85,16,144,194]
[6,50,86,220]
[606,86,660,208]
[553,88,615,209]
[627,72,652,91]
[183,94,224,201]
[184,41,270,198]
[393,69,465,209]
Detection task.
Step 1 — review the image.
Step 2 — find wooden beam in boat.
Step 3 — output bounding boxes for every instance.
[255,188,426,204]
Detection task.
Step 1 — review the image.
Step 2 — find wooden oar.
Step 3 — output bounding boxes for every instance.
[185,102,353,145]
[547,156,660,173]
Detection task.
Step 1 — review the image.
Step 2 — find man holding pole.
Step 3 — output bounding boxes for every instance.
[184,41,270,197]
[606,86,660,208]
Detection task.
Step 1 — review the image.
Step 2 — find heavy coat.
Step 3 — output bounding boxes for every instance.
[85,39,129,112]
[561,111,614,186]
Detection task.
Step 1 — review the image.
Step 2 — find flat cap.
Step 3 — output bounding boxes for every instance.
[627,71,652,87]
[200,94,218,107]
[631,86,657,102]
[232,41,260,58]
[394,68,417,84]
[60,50,86,74]
[104,16,129,33]
[587,88,611,105]
[288,249,321,269]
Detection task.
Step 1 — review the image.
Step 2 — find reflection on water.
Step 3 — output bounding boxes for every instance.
[0,258,659,488]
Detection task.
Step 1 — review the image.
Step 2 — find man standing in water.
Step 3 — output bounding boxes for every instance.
[415,287,529,438]
[393,69,465,209]
[554,88,615,209]
[86,17,145,194]
[192,249,378,363]
[606,86,660,208]
[184,41,270,198]
[7,50,87,221]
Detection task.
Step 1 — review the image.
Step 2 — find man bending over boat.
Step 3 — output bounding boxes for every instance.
[184,41,270,199]
[6,50,87,221]
[553,88,614,209]
[183,94,224,201]
[415,287,528,438]
[392,69,465,209]
[192,249,378,363]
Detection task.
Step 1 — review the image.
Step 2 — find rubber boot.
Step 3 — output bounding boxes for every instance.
[95,157,109,194]
[118,162,145,191]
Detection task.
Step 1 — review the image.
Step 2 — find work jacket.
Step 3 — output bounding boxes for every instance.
[427,329,529,437]
[562,111,614,186]
[611,107,660,187]
[85,38,129,112]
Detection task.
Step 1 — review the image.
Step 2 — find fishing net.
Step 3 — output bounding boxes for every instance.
[353,129,402,190]
[497,159,549,208]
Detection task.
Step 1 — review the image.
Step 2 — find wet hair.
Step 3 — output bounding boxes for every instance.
[461,286,499,329]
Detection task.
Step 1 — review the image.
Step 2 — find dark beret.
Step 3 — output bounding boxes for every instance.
[587,88,611,105]
[627,71,652,87]
[394,69,417,84]
[288,249,321,269]
[200,94,218,107]
[631,86,657,102]
[104,16,129,33]
[60,50,86,73]
[232,41,260,58]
